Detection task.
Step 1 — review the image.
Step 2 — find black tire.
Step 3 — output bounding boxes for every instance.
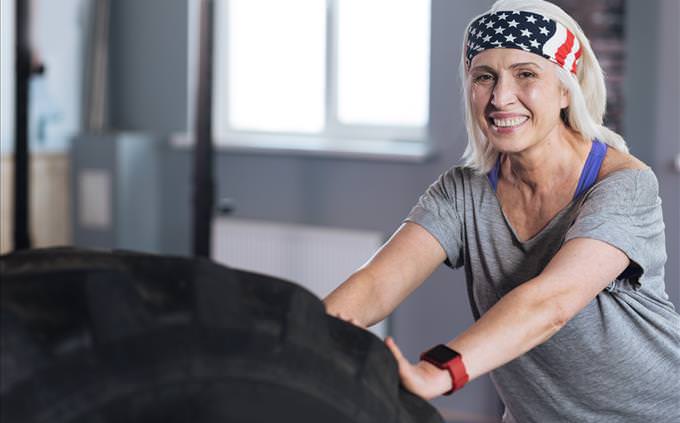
[0,247,443,423]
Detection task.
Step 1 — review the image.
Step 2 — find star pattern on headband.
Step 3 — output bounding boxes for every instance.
[466,10,558,62]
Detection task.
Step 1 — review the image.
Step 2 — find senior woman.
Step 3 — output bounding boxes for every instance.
[324,0,680,421]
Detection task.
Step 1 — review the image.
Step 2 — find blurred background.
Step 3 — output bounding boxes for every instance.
[1,0,678,421]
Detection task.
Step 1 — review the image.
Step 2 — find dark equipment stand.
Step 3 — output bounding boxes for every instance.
[13,0,33,250]
[192,0,215,258]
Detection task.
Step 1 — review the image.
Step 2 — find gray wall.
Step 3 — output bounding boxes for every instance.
[104,0,679,419]
[655,0,680,308]
[624,0,680,306]
[108,0,188,133]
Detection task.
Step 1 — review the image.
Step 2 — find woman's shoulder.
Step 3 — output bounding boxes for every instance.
[424,166,491,202]
[597,147,649,181]
[590,146,659,200]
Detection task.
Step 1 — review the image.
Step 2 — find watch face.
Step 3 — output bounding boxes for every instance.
[426,344,459,364]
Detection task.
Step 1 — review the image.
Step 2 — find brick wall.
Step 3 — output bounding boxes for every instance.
[552,0,625,134]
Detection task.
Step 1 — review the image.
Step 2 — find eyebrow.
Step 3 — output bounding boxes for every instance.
[470,62,544,72]
[510,62,543,70]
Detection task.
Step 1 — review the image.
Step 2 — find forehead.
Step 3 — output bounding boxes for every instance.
[469,48,553,70]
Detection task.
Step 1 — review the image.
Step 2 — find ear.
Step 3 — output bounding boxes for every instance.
[559,86,570,109]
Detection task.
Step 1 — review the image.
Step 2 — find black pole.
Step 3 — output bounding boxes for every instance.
[13,0,32,250]
[192,0,215,257]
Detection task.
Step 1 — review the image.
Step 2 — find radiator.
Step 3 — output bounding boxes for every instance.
[212,217,388,337]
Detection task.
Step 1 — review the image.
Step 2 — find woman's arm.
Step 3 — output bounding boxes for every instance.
[324,222,447,328]
[387,237,630,399]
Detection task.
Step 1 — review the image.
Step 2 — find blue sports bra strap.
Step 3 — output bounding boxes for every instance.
[573,139,608,199]
[487,155,501,191]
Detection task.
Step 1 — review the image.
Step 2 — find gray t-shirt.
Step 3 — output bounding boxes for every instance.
[405,166,680,423]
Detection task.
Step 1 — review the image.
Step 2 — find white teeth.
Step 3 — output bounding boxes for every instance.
[493,116,528,127]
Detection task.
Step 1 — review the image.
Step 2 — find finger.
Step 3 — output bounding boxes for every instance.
[387,338,423,392]
[385,337,408,369]
[385,337,398,356]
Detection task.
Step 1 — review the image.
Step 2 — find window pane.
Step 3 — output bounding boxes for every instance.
[1,0,15,152]
[337,0,430,127]
[227,0,326,133]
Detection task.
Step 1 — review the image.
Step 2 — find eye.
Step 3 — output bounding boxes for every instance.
[517,70,536,79]
[473,74,495,83]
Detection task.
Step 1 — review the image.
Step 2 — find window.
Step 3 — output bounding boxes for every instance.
[1,0,15,154]
[209,0,431,155]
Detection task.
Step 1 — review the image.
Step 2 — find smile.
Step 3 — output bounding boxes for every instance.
[492,116,529,128]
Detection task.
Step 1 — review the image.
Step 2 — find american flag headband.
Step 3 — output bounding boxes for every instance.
[465,10,582,75]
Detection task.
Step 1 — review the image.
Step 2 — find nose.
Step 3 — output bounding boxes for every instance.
[490,75,517,109]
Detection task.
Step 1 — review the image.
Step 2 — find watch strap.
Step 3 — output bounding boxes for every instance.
[420,345,469,395]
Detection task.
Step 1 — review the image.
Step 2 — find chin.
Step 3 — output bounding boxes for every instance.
[485,134,531,154]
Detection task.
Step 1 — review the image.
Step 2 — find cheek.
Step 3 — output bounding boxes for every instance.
[524,85,564,119]
[524,86,543,105]
[470,87,490,113]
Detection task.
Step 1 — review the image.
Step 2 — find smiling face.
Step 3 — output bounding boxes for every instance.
[468,48,569,154]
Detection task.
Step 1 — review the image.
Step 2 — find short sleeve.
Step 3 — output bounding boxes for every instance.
[404,167,465,268]
[565,169,665,285]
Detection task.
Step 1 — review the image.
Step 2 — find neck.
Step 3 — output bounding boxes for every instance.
[501,126,589,195]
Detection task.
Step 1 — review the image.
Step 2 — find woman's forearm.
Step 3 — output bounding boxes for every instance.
[443,238,628,385]
[385,278,569,399]
[323,268,389,328]
[325,223,447,328]
[446,280,565,383]
[388,239,629,399]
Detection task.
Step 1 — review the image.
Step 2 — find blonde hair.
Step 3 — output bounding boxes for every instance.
[460,0,628,174]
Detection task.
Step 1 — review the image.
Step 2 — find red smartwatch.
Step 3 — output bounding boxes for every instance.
[420,344,469,395]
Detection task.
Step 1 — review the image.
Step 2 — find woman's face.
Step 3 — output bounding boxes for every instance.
[468,48,569,154]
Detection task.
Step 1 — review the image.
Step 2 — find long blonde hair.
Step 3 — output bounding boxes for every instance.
[460,0,628,174]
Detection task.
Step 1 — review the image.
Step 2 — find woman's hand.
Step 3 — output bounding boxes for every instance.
[385,337,452,400]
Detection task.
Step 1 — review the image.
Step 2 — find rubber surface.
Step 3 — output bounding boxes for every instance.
[0,247,444,423]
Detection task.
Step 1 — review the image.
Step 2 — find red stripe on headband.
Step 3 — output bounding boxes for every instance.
[555,30,575,69]
[571,46,582,73]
